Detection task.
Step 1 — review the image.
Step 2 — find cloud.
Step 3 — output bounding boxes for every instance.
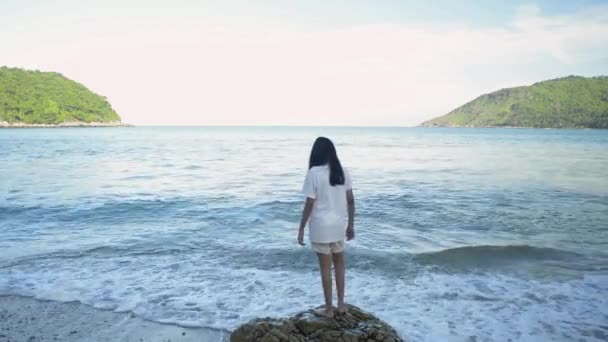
[2,3,608,125]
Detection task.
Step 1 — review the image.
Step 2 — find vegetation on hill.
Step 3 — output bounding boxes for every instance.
[0,67,121,125]
[422,76,608,128]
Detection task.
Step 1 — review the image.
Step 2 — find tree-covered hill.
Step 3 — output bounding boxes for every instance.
[0,67,121,125]
[422,76,608,129]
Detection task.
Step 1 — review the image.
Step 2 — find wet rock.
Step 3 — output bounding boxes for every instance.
[230,304,403,342]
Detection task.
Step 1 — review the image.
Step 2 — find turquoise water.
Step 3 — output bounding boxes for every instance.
[1,127,607,341]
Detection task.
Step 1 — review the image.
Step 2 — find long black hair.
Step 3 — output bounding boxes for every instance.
[308,137,345,186]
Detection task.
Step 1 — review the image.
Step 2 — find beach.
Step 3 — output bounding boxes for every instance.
[0,295,228,342]
[1,127,607,341]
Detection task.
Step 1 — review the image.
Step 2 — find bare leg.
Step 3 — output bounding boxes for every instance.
[316,252,334,318]
[332,251,347,314]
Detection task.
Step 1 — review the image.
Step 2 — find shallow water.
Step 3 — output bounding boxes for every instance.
[1,127,607,341]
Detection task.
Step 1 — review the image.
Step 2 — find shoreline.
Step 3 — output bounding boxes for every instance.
[0,121,133,128]
[419,124,604,129]
[0,295,228,342]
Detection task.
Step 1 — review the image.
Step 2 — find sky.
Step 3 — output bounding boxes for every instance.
[1,0,608,126]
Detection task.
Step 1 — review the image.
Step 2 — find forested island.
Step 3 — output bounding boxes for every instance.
[422,76,608,129]
[0,67,124,127]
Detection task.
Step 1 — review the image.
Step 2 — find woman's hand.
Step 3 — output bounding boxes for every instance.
[297,227,306,246]
[346,225,355,241]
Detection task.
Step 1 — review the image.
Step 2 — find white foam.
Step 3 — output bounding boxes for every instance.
[1,254,607,341]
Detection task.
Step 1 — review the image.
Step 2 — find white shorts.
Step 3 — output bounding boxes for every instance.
[312,240,345,255]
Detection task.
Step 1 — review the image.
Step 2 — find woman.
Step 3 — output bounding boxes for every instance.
[297,137,355,318]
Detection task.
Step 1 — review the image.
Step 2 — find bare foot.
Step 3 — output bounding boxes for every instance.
[337,304,348,315]
[314,307,334,318]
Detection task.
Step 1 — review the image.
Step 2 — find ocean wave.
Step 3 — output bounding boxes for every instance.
[3,242,596,279]
[0,197,302,224]
[414,244,582,266]
[0,197,209,225]
[1,261,607,339]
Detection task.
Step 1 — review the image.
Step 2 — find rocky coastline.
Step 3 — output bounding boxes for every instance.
[0,121,132,128]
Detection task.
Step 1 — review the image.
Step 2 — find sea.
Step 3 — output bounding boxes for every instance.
[1,127,607,341]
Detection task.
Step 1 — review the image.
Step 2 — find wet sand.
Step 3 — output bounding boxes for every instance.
[0,296,228,342]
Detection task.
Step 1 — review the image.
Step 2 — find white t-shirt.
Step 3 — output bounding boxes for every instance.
[302,165,352,243]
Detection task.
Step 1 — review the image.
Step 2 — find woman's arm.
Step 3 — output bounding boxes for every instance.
[346,189,355,240]
[297,197,315,245]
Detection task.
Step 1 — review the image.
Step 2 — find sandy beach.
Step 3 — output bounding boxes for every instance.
[0,296,228,342]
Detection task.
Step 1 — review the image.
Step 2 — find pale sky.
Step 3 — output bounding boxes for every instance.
[1,0,608,126]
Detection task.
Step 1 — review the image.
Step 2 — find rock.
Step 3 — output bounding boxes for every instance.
[320,330,341,341]
[0,121,132,128]
[295,313,339,335]
[342,331,359,342]
[230,304,403,342]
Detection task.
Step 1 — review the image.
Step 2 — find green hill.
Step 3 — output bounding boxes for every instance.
[0,67,121,125]
[422,76,608,129]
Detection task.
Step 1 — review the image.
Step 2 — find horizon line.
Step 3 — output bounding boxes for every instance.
[124,124,422,128]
